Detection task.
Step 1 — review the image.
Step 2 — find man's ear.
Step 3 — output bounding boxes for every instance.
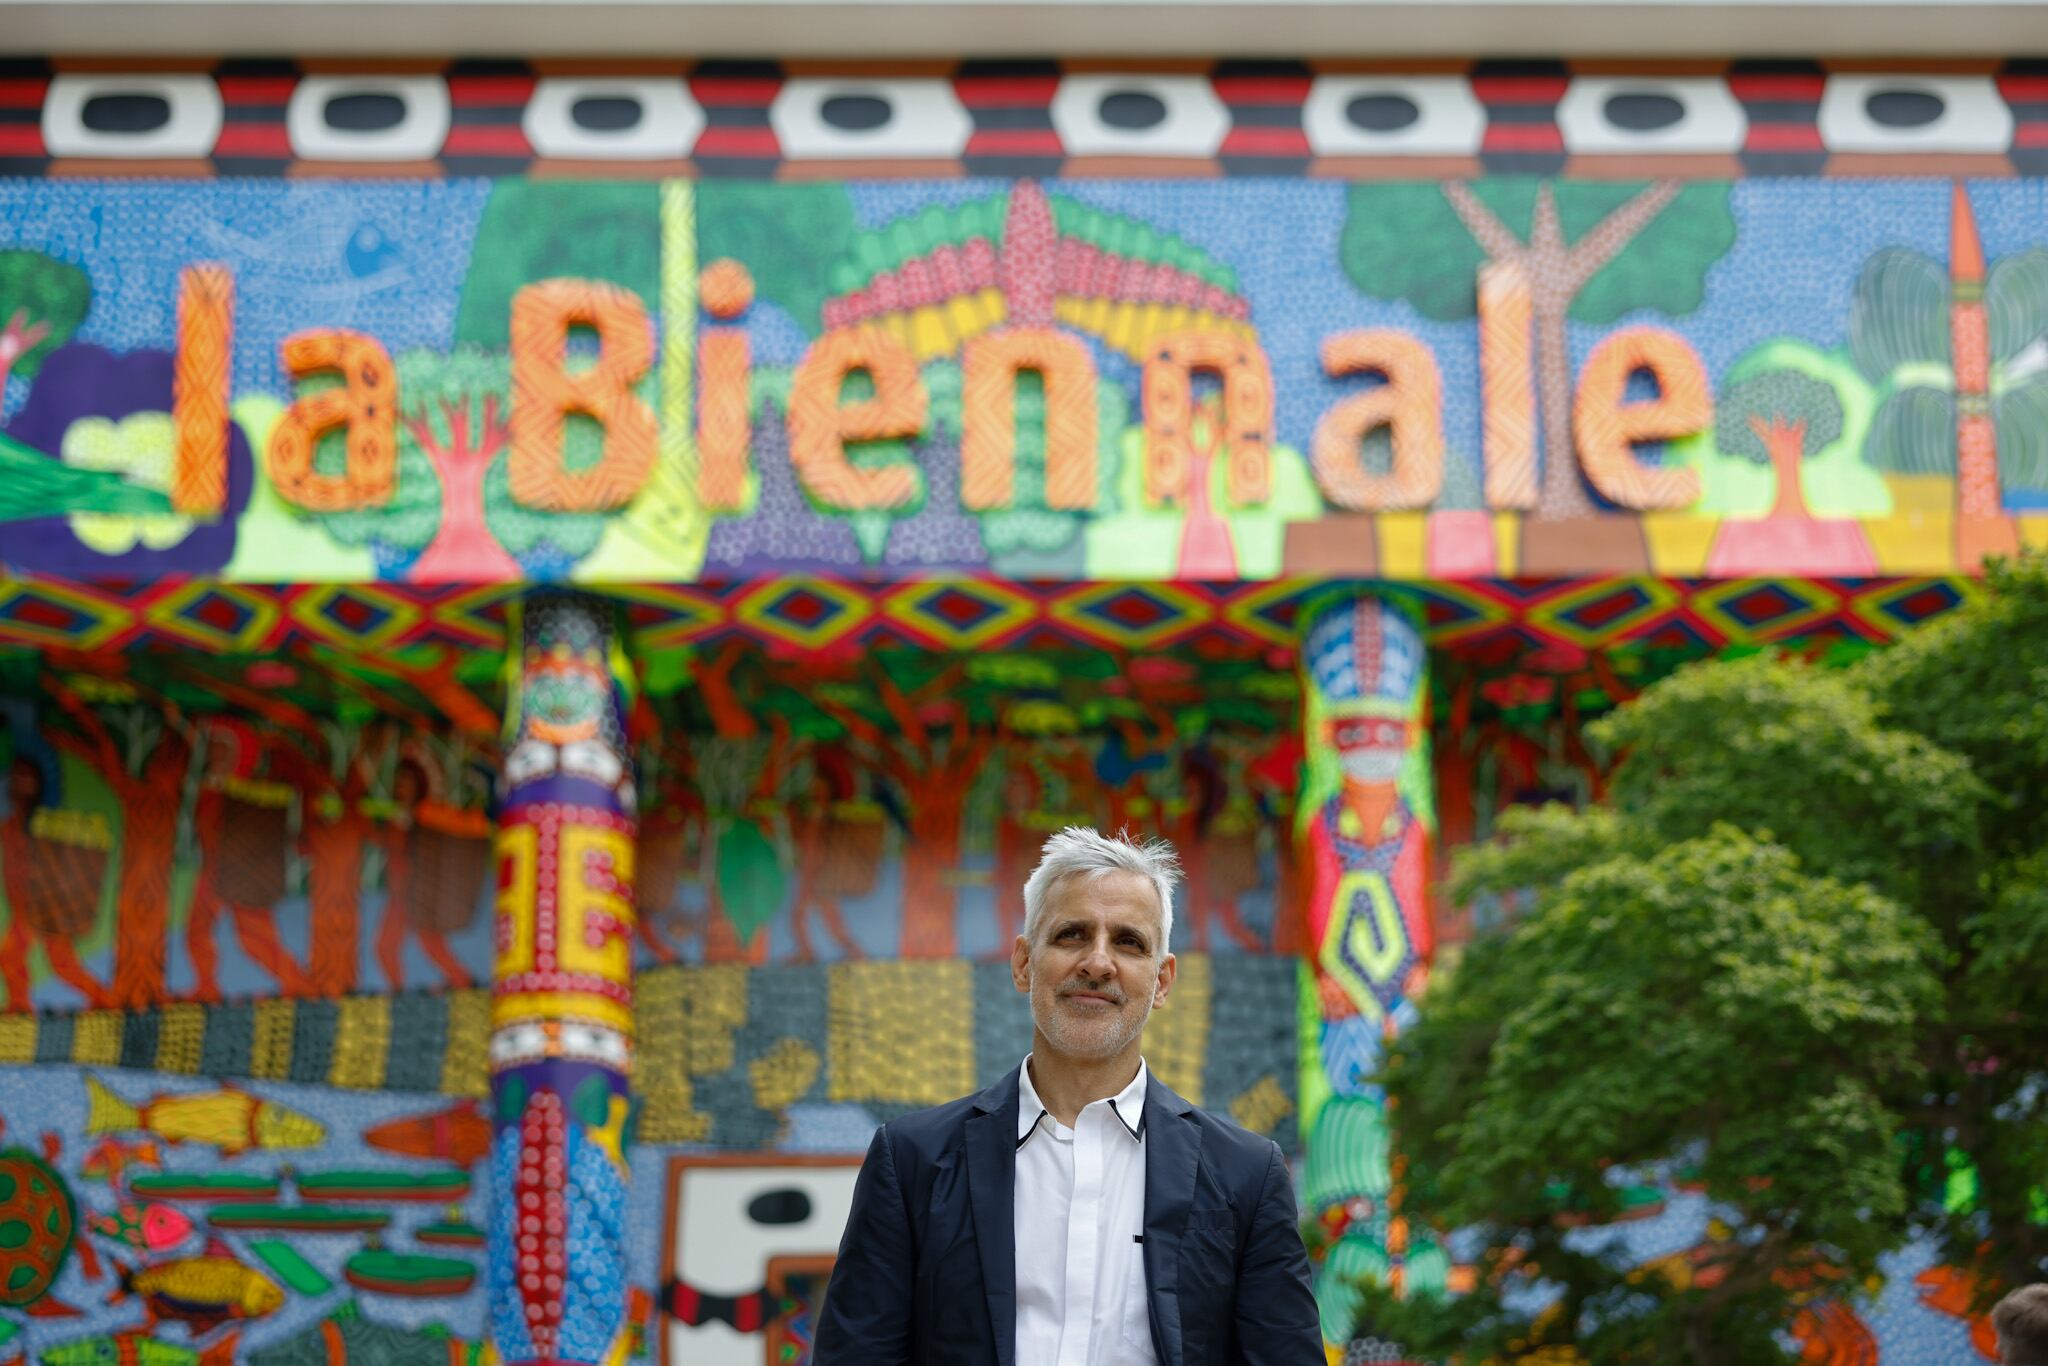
[1010,934,1032,994]
[1152,952,1177,1008]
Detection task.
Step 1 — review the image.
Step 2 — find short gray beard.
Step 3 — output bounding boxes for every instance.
[1030,963,1153,1061]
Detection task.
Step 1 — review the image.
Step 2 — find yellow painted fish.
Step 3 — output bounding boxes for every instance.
[117,1242,285,1336]
[84,1075,325,1156]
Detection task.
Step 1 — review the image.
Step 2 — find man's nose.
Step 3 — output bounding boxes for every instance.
[1077,936,1116,980]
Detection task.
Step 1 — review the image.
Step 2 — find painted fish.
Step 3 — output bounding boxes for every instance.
[361,1101,490,1168]
[84,1076,325,1157]
[79,1139,163,1185]
[115,1242,285,1336]
[40,1329,239,1366]
[86,1203,194,1254]
[246,1300,495,1366]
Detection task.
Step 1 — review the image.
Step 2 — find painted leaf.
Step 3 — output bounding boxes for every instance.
[1864,386,1957,476]
[715,818,786,939]
[1850,248,1950,382]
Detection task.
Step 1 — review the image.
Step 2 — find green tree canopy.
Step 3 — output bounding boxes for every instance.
[1715,370,1846,464]
[1339,181,1735,323]
[454,183,662,348]
[699,182,857,336]
[0,249,90,381]
[1356,555,2048,1362]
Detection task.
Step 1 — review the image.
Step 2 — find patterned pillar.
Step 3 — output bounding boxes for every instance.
[1292,590,1445,1345]
[489,590,639,1366]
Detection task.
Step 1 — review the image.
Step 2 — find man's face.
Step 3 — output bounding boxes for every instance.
[1011,869,1175,1063]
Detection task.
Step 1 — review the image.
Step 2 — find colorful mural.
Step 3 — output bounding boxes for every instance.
[0,178,2046,586]
[0,53,2039,1366]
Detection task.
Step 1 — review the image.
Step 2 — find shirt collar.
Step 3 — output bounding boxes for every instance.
[1016,1056,1149,1148]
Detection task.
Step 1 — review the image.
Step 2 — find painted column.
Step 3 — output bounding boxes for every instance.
[1292,590,1445,1344]
[489,590,640,1366]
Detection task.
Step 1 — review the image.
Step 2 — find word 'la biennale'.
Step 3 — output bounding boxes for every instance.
[155,264,1708,520]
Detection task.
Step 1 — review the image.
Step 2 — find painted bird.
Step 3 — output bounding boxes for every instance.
[40,1328,239,1366]
[84,1076,325,1157]
[113,1242,285,1337]
[362,1100,491,1168]
[80,1138,164,1185]
[86,1203,195,1254]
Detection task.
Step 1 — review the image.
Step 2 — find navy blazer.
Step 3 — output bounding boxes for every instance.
[813,1067,1324,1366]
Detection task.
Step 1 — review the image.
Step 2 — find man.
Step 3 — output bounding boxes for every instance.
[1996,1284,2048,1365]
[815,827,1323,1366]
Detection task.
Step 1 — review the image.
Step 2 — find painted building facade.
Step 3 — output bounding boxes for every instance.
[0,24,2037,1362]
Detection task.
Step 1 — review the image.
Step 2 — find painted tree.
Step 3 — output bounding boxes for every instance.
[0,250,90,395]
[42,680,187,1009]
[308,348,607,581]
[1340,181,1736,531]
[453,183,660,348]
[1854,239,2048,498]
[815,660,994,960]
[1715,369,1846,519]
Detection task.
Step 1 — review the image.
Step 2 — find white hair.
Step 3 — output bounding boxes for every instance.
[1021,827,1181,960]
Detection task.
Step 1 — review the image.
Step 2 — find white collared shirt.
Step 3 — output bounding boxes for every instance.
[1014,1056,1157,1366]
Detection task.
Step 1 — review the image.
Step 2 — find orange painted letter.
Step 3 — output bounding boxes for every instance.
[961,327,1098,512]
[1477,260,1537,511]
[1573,327,1707,510]
[509,279,657,512]
[1141,330,1273,508]
[1311,330,1444,511]
[267,330,398,513]
[172,264,234,517]
[787,325,925,510]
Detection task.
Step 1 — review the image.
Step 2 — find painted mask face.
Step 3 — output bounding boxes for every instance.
[1329,714,1410,786]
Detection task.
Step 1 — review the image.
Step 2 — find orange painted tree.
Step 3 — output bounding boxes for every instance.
[816,662,993,960]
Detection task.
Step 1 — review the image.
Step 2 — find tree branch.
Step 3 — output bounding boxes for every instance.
[1442,182,1527,264]
[1564,180,1683,290]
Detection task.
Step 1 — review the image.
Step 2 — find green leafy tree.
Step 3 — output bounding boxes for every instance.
[0,250,89,394]
[454,183,661,347]
[1358,557,2048,1361]
[1714,369,1846,519]
[699,183,857,335]
[1341,182,1736,526]
[306,348,606,579]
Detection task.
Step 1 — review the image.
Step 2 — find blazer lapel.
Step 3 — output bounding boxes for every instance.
[1142,1073,1201,1366]
[965,1071,1020,1366]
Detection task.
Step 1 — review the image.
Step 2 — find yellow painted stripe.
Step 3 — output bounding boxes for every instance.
[154,1003,208,1075]
[440,990,490,1098]
[0,1016,36,1065]
[72,1011,122,1066]
[492,991,633,1036]
[1376,511,1428,578]
[250,998,296,1081]
[328,995,391,1090]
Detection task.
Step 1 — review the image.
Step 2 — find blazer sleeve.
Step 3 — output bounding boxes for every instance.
[813,1125,916,1366]
[1234,1140,1326,1366]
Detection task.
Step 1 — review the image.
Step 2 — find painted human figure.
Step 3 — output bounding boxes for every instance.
[0,753,112,1009]
[376,751,476,991]
[1300,597,1432,1026]
[187,719,316,1001]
